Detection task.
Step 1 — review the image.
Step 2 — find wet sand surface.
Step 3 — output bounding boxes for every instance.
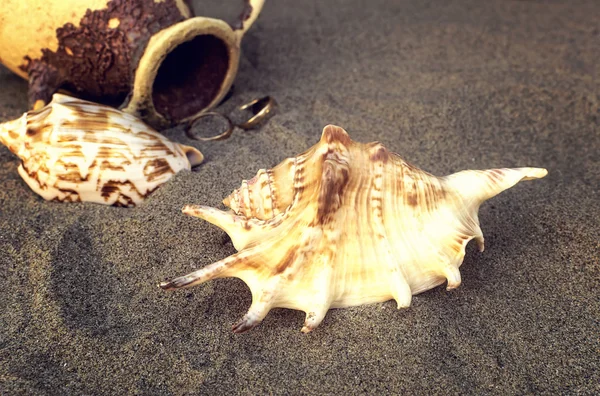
[0,0,598,394]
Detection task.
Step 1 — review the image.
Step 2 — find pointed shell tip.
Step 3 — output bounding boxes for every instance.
[181,144,204,166]
[521,167,548,181]
[321,124,352,145]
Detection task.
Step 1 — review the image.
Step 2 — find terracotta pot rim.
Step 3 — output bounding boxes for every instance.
[122,16,241,129]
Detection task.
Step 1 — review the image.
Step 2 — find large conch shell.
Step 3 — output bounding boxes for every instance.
[0,94,203,206]
[160,125,547,333]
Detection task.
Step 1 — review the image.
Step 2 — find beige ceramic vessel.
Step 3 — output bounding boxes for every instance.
[161,125,548,333]
[0,0,265,128]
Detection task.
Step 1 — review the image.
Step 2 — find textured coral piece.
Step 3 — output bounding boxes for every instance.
[160,125,547,332]
[0,94,203,206]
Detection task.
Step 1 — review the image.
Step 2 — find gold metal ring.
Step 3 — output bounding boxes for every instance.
[184,111,234,141]
[236,96,277,130]
[184,97,277,141]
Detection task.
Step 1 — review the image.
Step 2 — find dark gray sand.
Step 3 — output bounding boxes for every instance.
[1,0,599,394]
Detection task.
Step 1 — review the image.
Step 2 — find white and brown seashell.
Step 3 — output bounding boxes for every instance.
[160,125,547,333]
[0,94,203,206]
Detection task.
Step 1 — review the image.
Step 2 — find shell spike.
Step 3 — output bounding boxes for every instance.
[182,204,251,250]
[159,252,245,291]
[233,270,295,333]
[475,235,485,252]
[301,307,330,333]
[298,256,336,332]
[46,93,74,105]
[442,265,462,290]
[444,167,548,204]
[0,114,26,156]
[390,274,413,309]
[232,300,273,333]
[320,124,352,146]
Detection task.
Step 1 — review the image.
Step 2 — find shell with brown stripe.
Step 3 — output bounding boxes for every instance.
[0,93,203,206]
[160,125,547,333]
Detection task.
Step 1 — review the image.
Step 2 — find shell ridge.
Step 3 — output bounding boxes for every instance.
[316,156,350,225]
[387,156,417,293]
[285,155,304,215]
[265,169,277,216]
[370,148,413,308]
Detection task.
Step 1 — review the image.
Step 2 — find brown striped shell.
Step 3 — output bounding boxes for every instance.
[0,94,203,206]
[160,125,547,332]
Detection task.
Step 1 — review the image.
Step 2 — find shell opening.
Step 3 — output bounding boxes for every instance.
[181,145,204,167]
[152,35,229,122]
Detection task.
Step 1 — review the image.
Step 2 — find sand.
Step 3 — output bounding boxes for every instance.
[0,0,598,394]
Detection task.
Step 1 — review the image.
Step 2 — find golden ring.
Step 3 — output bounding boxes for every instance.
[184,111,234,141]
[236,96,277,130]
